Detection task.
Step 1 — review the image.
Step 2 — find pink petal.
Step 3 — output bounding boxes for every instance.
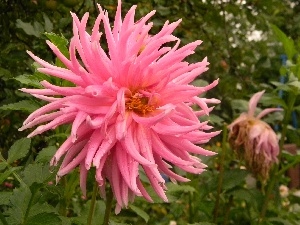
[248,90,265,117]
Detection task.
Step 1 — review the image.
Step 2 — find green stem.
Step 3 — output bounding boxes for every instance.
[257,164,278,224]
[223,195,233,225]
[258,92,297,224]
[87,182,98,225]
[188,192,193,223]
[278,156,300,176]
[102,187,113,225]
[0,154,25,186]
[213,123,228,222]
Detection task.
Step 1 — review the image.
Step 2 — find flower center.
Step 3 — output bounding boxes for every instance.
[125,93,155,115]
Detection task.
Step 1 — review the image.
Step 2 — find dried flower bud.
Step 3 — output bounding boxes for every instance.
[228,91,282,180]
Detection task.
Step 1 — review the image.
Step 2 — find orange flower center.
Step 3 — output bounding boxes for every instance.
[125,93,155,115]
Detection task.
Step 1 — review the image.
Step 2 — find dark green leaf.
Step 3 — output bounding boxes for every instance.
[6,185,32,225]
[167,183,196,194]
[35,146,57,163]
[0,100,40,113]
[0,192,12,205]
[268,217,294,225]
[15,74,43,88]
[129,205,150,222]
[7,138,31,164]
[22,163,53,186]
[0,162,7,171]
[222,169,249,190]
[26,212,61,225]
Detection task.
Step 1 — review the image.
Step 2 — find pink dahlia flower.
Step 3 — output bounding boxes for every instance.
[20,0,219,213]
[228,91,282,180]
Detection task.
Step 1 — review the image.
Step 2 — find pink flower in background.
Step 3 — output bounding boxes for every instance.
[228,91,282,180]
[20,0,219,213]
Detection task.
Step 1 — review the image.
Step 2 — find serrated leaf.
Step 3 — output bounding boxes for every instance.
[15,74,43,88]
[35,146,57,163]
[0,192,12,205]
[28,202,56,218]
[7,138,31,164]
[222,169,249,190]
[22,163,53,186]
[129,205,150,222]
[44,32,69,58]
[26,212,61,225]
[6,185,32,225]
[0,100,40,113]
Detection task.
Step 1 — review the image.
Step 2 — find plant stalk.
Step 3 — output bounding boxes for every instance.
[102,186,113,225]
[213,123,227,222]
[87,182,98,225]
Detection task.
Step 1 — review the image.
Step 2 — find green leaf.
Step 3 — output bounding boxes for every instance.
[167,183,196,194]
[26,212,61,225]
[15,74,43,88]
[26,202,57,218]
[6,185,32,225]
[222,169,249,190]
[16,19,41,37]
[43,14,53,32]
[231,99,248,114]
[0,162,7,171]
[22,163,53,186]
[129,205,150,222]
[0,100,40,113]
[35,146,57,163]
[271,24,297,60]
[260,95,287,109]
[44,32,69,58]
[0,192,12,205]
[268,217,294,225]
[71,200,105,225]
[7,138,31,164]
[0,167,22,184]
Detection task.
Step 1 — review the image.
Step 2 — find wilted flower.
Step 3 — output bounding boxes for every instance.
[20,0,219,213]
[228,91,282,180]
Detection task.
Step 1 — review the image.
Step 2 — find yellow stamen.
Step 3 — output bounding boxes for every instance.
[125,93,155,115]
